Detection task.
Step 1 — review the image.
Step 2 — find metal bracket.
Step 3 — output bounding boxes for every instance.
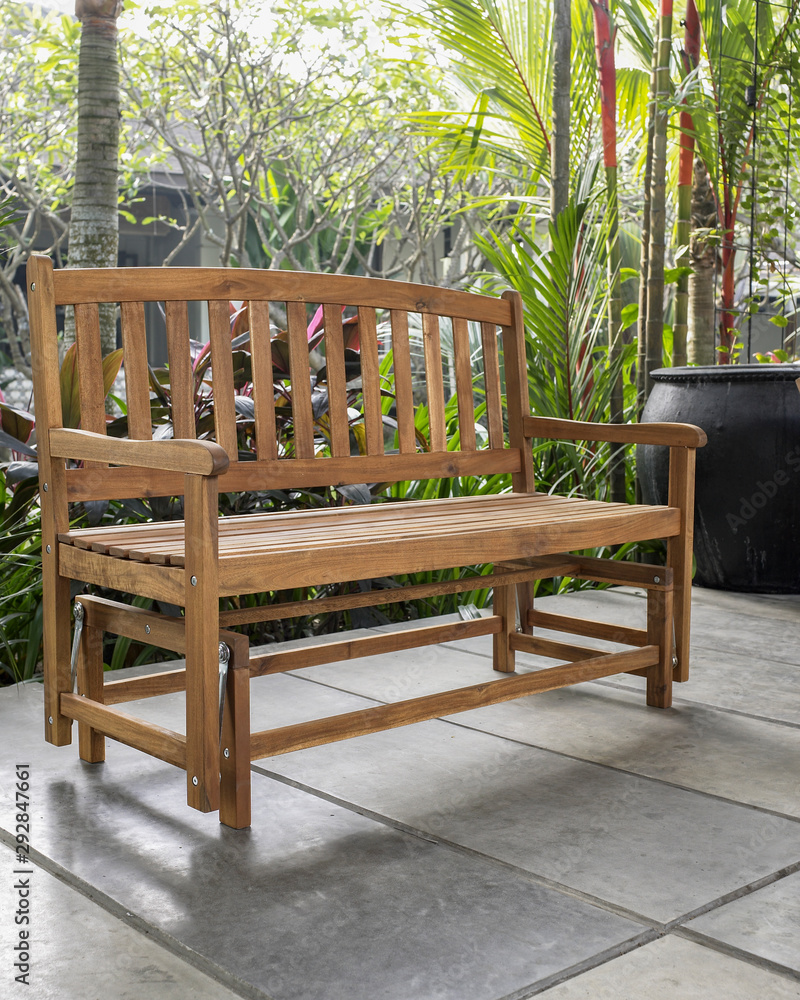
[69,603,85,693]
[218,643,230,740]
[458,603,481,622]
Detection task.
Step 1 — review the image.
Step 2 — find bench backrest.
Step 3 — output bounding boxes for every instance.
[27,256,534,507]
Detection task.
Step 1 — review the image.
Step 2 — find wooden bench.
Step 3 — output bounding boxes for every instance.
[28,254,706,828]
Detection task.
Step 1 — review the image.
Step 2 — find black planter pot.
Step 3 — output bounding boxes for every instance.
[639,364,800,593]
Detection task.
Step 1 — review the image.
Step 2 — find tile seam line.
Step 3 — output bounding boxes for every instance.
[674,925,800,985]
[592,677,800,730]
[281,672,800,823]
[0,834,275,1000]
[512,929,666,998]
[249,761,669,931]
[663,859,800,931]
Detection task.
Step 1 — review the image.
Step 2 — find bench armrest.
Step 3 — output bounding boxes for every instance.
[49,428,230,476]
[523,416,707,449]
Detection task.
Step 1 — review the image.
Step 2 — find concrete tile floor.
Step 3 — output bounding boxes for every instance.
[1,586,799,999]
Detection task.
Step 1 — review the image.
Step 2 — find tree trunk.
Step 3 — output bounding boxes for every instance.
[550,0,571,223]
[644,0,673,401]
[65,1,122,356]
[687,156,717,365]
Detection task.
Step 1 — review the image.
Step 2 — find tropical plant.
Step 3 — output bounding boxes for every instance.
[680,0,800,361]
[480,196,636,498]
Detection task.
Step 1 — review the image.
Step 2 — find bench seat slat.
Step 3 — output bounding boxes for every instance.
[57,495,680,591]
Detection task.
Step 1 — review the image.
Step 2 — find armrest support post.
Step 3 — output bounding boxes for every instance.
[184,473,221,813]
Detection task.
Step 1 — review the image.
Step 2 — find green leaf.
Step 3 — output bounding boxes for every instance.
[769,314,789,328]
[60,343,81,428]
[620,267,639,282]
[102,349,124,398]
[621,302,639,327]
[664,266,693,284]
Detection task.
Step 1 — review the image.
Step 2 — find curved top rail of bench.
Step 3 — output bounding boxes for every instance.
[45,260,513,326]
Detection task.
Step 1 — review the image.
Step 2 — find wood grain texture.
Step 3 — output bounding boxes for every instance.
[58,544,184,605]
[74,302,106,448]
[165,300,195,441]
[287,300,315,458]
[452,317,476,451]
[508,553,674,590]
[667,446,696,683]
[524,415,708,448]
[646,585,673,708]
[510,632,609,662]
[103,669,186,705]
[249,299,278,461]
[250,646,659,759]
[219,661,251,830]
[50,428,229,475]
[77,621,105,763]
[27,256,73,745]
[184,473,220,812]
[358,306,384,456]
[51,265,513,325]
[481,322,504,450]
[120,301,153,440]
[528,609,648,647]
[422,312,446,452]
[61,693,186,769]
[492,584,515,673]
[250,616,501,676]
[219,566,543,625]
[63,448,522,501]
[322,304,350,457]
[208,298,238,460]
[390,310,416,453]
[501,290,535,493]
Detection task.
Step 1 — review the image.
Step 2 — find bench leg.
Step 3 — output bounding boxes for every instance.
[184,475,221,814]
[646,585,673,709]
[668,445,696,682]
[515,580,534,636]
[77,619,106,764]
[42,569,73,747]
[219,662,251,829]
[493,585,516,673]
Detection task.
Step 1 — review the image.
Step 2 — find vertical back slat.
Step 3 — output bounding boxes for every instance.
[74,303,107,471]
[248,300,277,461]
[452,317,476,451]
[481,322,504,449]
[422,312,446,452]
[358,306,384,456]
[501,290,535,493]
[165,300,195,440]
[389,310,416,454]
[120,301,152,441]
[322,305,350,458]
[208,299,238,461]
[74,302,106,437]
[287,300,315,458]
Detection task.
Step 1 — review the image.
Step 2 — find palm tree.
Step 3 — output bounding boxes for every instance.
[67,0,123,356]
